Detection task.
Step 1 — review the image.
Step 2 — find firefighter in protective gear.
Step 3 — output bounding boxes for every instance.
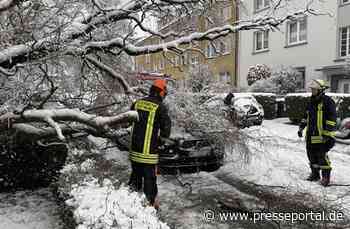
[128,79,171,208]
[298,79,336,187]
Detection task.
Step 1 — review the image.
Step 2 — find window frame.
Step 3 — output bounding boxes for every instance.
[286,17,307,46]
[219,71,231,83]
[253,30,269,53]
[206,43,217,58]
[145,54,151,64]
[190,55,199,65]
[340,26,350,57]
[254,0,270,12]
[294,67,306,90]
[159,57,164,70]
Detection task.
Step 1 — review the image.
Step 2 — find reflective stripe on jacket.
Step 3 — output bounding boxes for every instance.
[130,96,171,164]
[304,94,336,144]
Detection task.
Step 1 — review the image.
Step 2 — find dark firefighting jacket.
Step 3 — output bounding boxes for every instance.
[129,96,171,164]
[300,94,336,144]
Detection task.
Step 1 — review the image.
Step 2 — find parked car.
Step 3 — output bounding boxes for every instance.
[203,93,264,128]
[335,117,350,144]
[116,132,225,174]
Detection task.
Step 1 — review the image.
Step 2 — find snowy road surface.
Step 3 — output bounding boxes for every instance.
[155,118,350,228]
[5,118,348,229]
[0,188,62,229]
[101,118,350,228]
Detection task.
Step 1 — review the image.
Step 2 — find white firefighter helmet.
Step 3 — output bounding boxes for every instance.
[308,79,329,91]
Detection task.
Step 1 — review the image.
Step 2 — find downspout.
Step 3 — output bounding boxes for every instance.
[234,1,239,88]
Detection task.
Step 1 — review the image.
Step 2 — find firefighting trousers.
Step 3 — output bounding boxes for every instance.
[128,161,158,204]
[306,143,332,171]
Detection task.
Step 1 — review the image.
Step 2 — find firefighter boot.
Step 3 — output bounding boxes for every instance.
[306,166,320,181]
[320,169,331,187]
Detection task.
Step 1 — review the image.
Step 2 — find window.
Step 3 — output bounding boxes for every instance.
[254,30,269,52]
[181,53,188,65]
[159,58,164,70]
[190,55,199,65]
[146,54,151,64]
[295,67,306,90]
[206,43,217,58]
[340,26,350,57]
[287,17,307,45]
[219,72,230,83]
[175,55,180,66]
[254,0,270,11]
[344,83,349,93]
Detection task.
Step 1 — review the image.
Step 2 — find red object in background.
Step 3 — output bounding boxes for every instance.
[135,72,172,81]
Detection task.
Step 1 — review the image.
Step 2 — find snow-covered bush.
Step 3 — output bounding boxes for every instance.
[185,65,215,93]
[246,64,271,86]
[248,66,298,95]
[66,178,169,229]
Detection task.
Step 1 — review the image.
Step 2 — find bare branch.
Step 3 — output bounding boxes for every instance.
[84,55,134,94]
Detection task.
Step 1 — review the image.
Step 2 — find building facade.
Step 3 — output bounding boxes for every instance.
[317,0,350,93]
[135,2,238,87]
[237,0,350,93]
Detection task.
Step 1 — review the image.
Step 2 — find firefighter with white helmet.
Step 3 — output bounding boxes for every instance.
[298,79,336,186]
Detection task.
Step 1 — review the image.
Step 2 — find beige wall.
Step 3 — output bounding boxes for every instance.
[135,2,238,86]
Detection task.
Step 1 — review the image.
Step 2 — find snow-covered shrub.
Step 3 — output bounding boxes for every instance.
[185,65,215,93]
[248,66,298,95]
[246,64,271,86]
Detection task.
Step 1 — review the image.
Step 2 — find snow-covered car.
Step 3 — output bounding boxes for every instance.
[335,117,350,144]
[203,93,264,128]
[116,133,224,174]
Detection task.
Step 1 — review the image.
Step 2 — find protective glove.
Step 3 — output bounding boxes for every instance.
[297,129,303,138]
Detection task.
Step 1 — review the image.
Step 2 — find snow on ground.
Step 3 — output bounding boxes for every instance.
[3,118,350,229]
[65,177,169,229]
[98,118,350,228]
[155,118,350,227]
[225,118,350,214]
[0,188,63,229]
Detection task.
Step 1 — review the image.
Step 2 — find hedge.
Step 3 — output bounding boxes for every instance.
[249,93,277,119]
[285,93,350,123]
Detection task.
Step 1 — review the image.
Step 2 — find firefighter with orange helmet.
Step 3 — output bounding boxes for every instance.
[128,79,171,208]
[298,79,336,186]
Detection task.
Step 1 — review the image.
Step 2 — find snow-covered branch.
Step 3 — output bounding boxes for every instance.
[0,6,311,70]
[0,0,16,12]
[0,110,138,141]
